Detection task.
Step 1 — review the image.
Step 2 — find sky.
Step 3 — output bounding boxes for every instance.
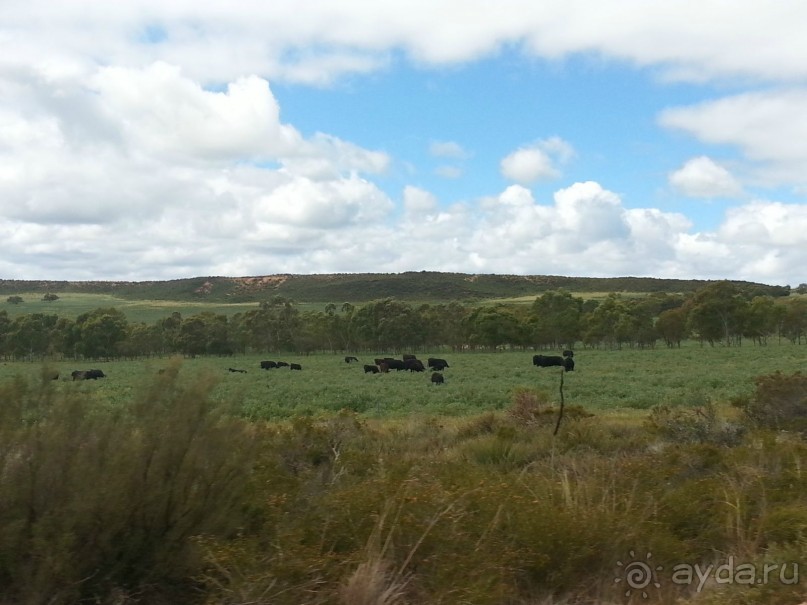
[2,2,807,286]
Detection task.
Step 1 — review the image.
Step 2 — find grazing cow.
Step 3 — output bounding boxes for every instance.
[72,369,106,380]
[378,362,389,373]
[562,350,574,358]
[402,354,417,361]
[276,362,289,368]
[290,363,302,370]
[404,359,425,372]
[345,356,359,363]
[430,372,445,385]
[533,355,574,372]
[228,367,247,373]
[427,358,449,371]
[532,355,565,368]
[374,358,386,366]
[364,364,380,374]
[260,360,278,370]
[386,359,406,371]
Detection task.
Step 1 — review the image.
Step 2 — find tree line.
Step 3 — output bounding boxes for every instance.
[1,281,804,360]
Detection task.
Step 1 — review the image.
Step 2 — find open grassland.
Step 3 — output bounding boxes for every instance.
[4,341,805,420]
[1,292,328,322]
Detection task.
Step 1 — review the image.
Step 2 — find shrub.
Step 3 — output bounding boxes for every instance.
[645,402,745,446]
[742,371,807,433]
[0,360,260,604]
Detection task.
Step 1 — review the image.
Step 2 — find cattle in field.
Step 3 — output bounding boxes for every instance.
[402,354,417,361]
[562,350,574,358]
[374,358,386,366]
[378,362,389,373]
[345,356,359,363]
[427,358,449,371]
[364,364,380,374]
[290,363,302,370]
[72,369,106,380]
[430,372,444,385]
[532,355,574,372]
[533,355,564,368]
[260,360,278,370]
[405,359,425,372]
[276,362,289,368]
[228,367,247,373]
[386,359,406,371]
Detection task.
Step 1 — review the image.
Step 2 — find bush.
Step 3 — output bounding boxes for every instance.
[645,402,745,446]
[743,371,807,433]
[0,360,260,604]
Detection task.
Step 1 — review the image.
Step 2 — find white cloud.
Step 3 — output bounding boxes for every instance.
[429,140,469,159]
[660,89,807,187]
[500,138,573,184]
[669,156,743,199]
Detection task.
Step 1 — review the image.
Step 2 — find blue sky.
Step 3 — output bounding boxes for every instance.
[2,2,807,285]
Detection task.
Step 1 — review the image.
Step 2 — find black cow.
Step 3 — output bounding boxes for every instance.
[562,350,574,358]
[345,356,359,363]
[405,359,425,372]
[430,372,444,385]
[228,367,247,373]
[427,358,449,371]
[276,361,289,368]
[402,354,417,361]
[290,363,302,370]
[386,359,406,371]
[364,364,380,374]
[72,369,106,380]
[532,355,564,368]
[378,362,389,373]
[374,358,386,366]
[260,360,278,370]
[532,355,574,372]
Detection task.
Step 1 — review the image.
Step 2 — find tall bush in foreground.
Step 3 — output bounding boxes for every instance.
[0,360,259,604]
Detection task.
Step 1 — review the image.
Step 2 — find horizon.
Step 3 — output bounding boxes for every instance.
[3,2,807,285]
[0,270,792,290]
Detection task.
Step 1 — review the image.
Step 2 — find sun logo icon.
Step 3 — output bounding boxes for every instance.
[614,550,663,599]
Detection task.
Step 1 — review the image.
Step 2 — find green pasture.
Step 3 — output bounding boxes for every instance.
[5,341,804,420]
[0,292,330,322]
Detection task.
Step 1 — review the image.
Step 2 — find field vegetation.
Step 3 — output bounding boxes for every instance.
[0,276,805,604]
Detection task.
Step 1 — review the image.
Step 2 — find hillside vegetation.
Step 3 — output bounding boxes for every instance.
[0,272,791,303]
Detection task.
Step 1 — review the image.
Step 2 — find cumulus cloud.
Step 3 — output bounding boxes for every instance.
[660,89,807,187]
[4,3,807,284]
[500,137,574,184]
[669,156,743,198]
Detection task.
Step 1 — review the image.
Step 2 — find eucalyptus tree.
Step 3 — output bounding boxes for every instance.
[529,290,583,348]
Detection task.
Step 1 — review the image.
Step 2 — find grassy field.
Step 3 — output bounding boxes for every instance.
[6,340,804,421]
[0,292,331,322]
[2,342,806,604]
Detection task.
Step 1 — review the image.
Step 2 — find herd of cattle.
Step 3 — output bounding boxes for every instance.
[63,351,574,384]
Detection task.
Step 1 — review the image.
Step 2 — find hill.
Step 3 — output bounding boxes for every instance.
[0,272,791,304]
